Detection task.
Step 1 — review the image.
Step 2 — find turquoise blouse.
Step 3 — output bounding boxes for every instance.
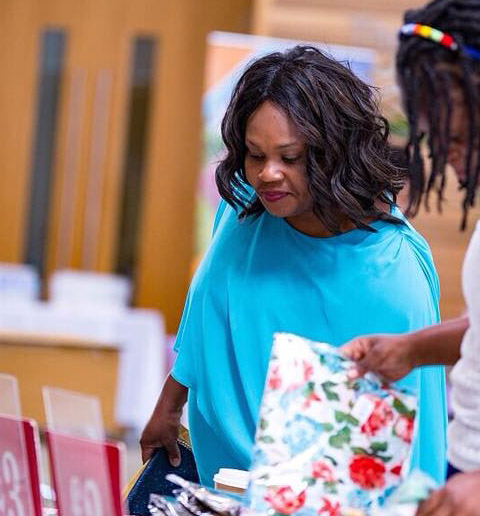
[172,202,447,487]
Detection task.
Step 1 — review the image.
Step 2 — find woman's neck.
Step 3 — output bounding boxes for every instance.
[285,200,389,237]
[285,211,356,237]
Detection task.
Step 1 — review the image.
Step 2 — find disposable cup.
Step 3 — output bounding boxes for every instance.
[213,468,249,494]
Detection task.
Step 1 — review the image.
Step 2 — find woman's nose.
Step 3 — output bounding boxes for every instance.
[258,161,284,182]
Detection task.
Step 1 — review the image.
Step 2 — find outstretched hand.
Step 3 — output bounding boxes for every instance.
[416,471,480,516]
[341,333,417,382]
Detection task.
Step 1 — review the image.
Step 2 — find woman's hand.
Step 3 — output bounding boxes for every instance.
[140,404,182,466]
[139,374,188,466]
[341,317,468,381]
[416,471,480,516]
[341,334,417,382]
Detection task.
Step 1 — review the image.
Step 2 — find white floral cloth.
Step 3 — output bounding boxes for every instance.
[246,333,418,516]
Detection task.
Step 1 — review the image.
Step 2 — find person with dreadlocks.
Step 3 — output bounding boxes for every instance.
[343,0,480,513]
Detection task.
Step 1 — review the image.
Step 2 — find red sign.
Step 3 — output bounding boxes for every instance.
[46,431,124,516]
[0,415,42,516]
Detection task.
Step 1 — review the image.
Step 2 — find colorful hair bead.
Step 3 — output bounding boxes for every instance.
[418,24,432,39]
[400,23,458,51]
[429,28,444,43]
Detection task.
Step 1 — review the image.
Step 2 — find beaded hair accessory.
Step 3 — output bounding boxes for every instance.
[400,23,480,61]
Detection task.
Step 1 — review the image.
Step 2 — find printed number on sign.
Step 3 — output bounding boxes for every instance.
[0,451,25,516]
[70,476,102,516]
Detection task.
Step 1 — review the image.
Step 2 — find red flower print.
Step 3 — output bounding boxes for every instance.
[302,392,322,409]
[268,366,282,390]
[394,415,414,443]
[265,486,306,515]
[360,396,393,437]
[349,455,386,490]
[303,360,314,381]
[318,498,340,516]
[311,461,335,482]
[390,464,402,476]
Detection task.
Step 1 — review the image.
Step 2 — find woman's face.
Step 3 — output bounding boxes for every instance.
[244,101,313,223]
[444,86,474,183]
[419,75,477,184]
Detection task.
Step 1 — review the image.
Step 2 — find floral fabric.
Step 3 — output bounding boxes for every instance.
[246,333,418,516]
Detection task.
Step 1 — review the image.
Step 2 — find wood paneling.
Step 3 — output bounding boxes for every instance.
[252,0,426,49]
[135,1,252,331]
[0,331,119,434]
[0,0,252,332]
[276,0,426,13]
[0,1,38,263]
[410,171,480,320]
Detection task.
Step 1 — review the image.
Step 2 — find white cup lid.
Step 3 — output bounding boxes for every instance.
[213,468,250,489]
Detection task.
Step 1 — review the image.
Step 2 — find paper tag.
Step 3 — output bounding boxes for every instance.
[0,415,42,516]
[46,431,124,516]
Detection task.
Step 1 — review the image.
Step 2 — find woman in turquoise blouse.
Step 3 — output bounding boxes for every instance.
[140,46,447,487]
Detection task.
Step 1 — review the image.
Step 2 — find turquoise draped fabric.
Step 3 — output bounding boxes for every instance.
[172,202,447,487]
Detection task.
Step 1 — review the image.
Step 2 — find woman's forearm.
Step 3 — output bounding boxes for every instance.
[154,374,188,414]
[410,315,469,367]
[140,374,188,464]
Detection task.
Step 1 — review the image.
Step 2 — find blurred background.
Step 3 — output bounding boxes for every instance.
[0,0,478,478]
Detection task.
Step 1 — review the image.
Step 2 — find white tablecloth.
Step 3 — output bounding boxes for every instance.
[0,301,166,435]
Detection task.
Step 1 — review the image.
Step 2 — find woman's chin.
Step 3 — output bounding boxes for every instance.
[260,201,294,218]
[264,207,295,219]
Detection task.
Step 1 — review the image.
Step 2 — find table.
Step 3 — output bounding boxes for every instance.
[0,301,166,435]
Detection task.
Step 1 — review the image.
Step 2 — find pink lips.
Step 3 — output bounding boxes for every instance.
[261,191,289,203]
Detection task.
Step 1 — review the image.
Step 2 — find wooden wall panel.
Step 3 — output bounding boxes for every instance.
[135,0,252,331]
[275,0,426,12]
[0,0,252,332]
[411,172,480,320]
[0,331,119,434]
[252,0,426,49]
[44,0,132,274]
[0,1,38,263]
[135,2,204,332]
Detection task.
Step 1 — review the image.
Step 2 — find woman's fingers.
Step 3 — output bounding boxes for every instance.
[164,440,182,467]
[416,489,450,516]
[341,337,374,361]
[141,444,156,464]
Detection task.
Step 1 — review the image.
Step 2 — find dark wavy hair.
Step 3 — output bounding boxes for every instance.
[397,0,480,229]
[215,45,406,233]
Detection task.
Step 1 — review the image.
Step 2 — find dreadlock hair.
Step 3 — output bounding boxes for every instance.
[216,45,407,234]
[397,0,480,229]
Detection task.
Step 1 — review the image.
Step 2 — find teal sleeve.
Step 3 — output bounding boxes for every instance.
[172,200,232,388]
[171,288,196,389]
[212,200,229,236]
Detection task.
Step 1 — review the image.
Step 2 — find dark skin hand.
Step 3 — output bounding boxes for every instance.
[417,471,480,516]
[341,316,468,382]
[140,374,188,466]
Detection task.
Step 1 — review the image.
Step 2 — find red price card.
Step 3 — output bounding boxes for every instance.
[0,415,42,516]
[46,431,124,516]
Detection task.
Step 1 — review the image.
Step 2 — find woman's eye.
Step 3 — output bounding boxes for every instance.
[248,153,264,161]
[283,156,301,164]
[450,135,465,144]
